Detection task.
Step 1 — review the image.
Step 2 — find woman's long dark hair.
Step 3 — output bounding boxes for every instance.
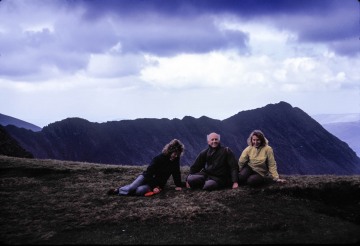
[162,139,185,156]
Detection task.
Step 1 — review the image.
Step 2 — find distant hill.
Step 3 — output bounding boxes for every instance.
[0,113,42,132]
[0,125,33,158]
[312,113,360,124]
[312,113,360,157]
[321,121,360,158]
[4,101,360,175]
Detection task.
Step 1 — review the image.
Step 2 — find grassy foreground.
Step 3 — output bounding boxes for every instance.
[1,155,360,245]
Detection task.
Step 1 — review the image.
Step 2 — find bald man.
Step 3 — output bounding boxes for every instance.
[186,132,239,191]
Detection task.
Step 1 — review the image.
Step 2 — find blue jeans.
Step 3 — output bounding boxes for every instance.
[118,174,151,196]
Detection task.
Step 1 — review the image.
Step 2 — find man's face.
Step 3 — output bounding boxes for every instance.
[207,133,220,148]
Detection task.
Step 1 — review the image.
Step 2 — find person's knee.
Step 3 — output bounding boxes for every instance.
[187,175,205,188]
[186,175,195,183]
[203,179,218,191]
[247,175,264,187]
[135,185,150,196]
[238,174,247,184]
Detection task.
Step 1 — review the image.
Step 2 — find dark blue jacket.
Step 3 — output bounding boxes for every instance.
[142,153,183,189]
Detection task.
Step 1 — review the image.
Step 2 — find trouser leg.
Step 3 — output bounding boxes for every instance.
[187,174,206,189]
[135,184,151,196]
[119,174,146,195]
[238,166,253,185]
[203,179,219,191]
[247,173,264,187]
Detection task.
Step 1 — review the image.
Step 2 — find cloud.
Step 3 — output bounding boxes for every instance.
[1,0,357,81]
[0,0,359,127]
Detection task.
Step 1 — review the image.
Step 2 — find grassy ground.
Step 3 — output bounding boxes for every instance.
[1,155,360,244]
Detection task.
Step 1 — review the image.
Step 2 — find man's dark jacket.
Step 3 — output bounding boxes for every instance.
[189,144,239,186]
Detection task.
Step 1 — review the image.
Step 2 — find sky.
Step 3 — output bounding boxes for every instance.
[0,0,359,127]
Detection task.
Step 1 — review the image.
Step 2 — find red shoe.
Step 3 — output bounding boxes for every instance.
[144,191,155,197]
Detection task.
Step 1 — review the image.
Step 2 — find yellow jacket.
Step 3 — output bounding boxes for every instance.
[238,145,279,180]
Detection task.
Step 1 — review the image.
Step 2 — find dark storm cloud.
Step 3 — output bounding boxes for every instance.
[0,0,357,80]
[77,0,337,18]
[75,0,359,56]
[74,0,253,56]
[114,17,249,56]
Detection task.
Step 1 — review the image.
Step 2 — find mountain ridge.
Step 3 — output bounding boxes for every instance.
[3,101,360,175]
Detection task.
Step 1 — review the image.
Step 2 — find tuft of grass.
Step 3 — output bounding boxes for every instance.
[1,155,360,244]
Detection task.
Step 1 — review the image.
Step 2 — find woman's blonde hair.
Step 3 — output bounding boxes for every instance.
[247,130,268,147]
[162,139,185,156]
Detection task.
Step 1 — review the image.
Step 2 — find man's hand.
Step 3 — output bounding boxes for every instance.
[232,182,239,189]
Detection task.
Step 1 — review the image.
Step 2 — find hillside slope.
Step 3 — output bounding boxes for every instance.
[0,155,359,244]
[0,113,42,132]
[0,126,33,158]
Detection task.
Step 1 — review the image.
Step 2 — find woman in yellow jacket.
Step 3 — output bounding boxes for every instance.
[238,130,286,186]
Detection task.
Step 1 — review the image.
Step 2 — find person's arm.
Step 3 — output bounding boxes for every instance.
[172,158,183,190]
[266,147,286,183]
[238,147,250,172]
